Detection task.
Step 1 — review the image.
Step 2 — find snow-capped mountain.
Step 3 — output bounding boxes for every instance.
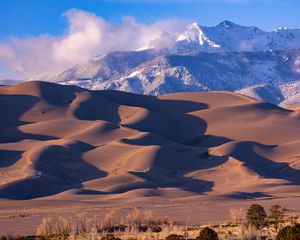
[174,20,300,53]
[91,49,300,97]
[58,49,300,105]
[48,21,300,105]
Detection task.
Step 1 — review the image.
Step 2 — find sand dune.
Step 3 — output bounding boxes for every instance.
[1,81,300,202]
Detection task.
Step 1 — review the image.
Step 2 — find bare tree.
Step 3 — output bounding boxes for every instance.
[229,207,245,225]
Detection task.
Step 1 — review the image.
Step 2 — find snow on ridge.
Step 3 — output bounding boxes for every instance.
[45,21,300,106]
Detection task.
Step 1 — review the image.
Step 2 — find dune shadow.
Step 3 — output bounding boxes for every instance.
[0,128,58,143]
[0,94,39,132]
[76,189,107,195]
[122,133,229,169]
[228,191,272,200]
[153,99,209,114]
[123,101,209,143]
[0,142,107,200]
[129,145,228,194]
[129,171,213,195]
[251,102,292,112]
[37,81,82,106]
[73,93,121,123]
[228,141,300,185]
[115,134,230,195]
[96,90,210,142]
[98,90,208,113]
[183,135,233,148]
[0,92,62,143]
[0,149,23,168]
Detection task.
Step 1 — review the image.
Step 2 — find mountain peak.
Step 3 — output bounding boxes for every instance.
[275,27,287,32]
[175,22,221,50]
[217,20,238,28]
[189,22,201,29]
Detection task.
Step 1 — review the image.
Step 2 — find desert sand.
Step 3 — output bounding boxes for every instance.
[0,81,300,234]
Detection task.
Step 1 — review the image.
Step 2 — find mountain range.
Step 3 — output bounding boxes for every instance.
[40,21,300,105]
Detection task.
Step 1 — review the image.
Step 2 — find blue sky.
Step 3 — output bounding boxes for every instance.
[0,0,300,79]
[1,0,300,39]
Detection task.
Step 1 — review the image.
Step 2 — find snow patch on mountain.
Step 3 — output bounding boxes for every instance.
[55,49,300,105]
[237,80,300,106]
[53,49,159,84]
[47,21,300,106]
[175,22,221,53]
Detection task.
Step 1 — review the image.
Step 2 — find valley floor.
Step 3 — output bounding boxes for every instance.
[1,195,300,235]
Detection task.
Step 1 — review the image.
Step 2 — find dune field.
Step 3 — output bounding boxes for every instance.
[0,81,300,234]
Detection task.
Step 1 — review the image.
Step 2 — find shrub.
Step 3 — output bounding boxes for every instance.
[276,224,300,240]
[0,235,18,240]
[165,234,184,240]
[15,236,35,240]
[102,210,121,230]
[103,225,126,233]
[36,217,53,236]
[77,213,89,233]
[127,207,144,230]
[196,227,219,240]
[246,204,267,229]
[101,234,121,240]
[36,217,74,236]
[150,225,162,232]
[229,208,245,225]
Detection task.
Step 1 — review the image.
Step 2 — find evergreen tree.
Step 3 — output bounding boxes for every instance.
[246,204,267,229]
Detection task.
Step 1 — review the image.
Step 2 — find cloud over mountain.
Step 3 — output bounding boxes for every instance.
[0,9,189,79]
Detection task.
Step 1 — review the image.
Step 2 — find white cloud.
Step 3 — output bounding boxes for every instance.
[0,43,15,61]
[0,9,189,79]
[52,9,107,64]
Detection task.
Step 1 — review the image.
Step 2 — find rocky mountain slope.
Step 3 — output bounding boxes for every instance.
[46,21,300,105]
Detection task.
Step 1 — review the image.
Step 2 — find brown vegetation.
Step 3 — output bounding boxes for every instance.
[0,204,298,240]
